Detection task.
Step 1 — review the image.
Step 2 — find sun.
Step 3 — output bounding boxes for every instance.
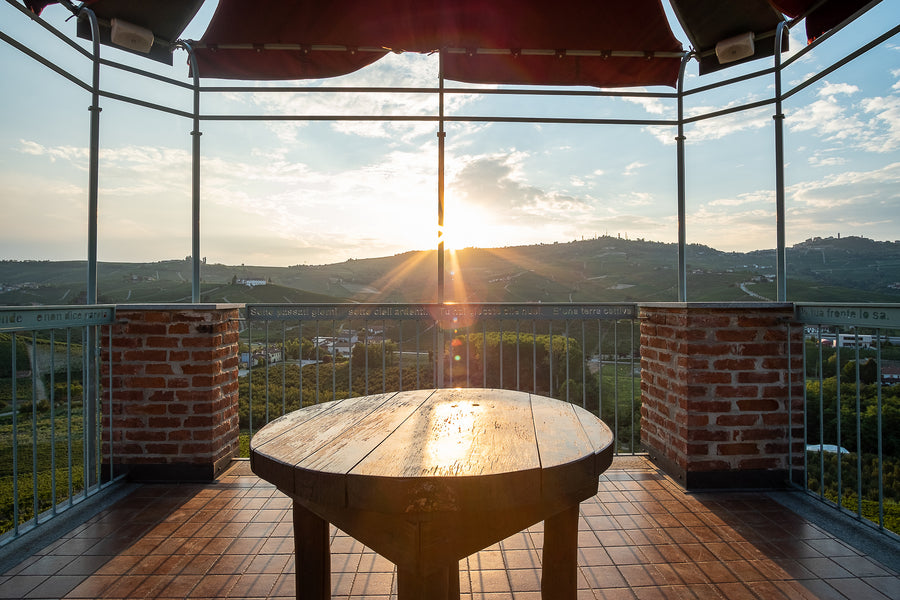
[439,206,497,251]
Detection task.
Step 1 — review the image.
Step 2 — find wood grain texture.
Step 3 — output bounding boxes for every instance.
[250,388,615,599]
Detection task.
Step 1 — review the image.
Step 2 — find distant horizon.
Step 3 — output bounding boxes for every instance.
[2,232,897,269]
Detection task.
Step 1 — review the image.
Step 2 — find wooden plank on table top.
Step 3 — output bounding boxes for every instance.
[530,394,594,469]
[252,392,401,470]
[296,388,435,475]
[350,388,541,479]
[572,405,614,454]
[250,397,347,451]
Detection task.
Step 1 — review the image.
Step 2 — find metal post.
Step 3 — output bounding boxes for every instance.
[437,50,446,304]
[774,22,789,301]
[437,50,446,387]
[85,7,101,304]
[181,41,203,303]
[676,53,691,302]
[83,6,101,488]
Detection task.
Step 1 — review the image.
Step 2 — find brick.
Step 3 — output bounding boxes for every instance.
[713,358,757,371]
[169,350,190,362]
[686,343,732,356]
[135,311,174,324]
[714,385,760,398]
[145,443,180,455]
[738,428,783,441]
[123,349,169,362]
[124,403,167,416]
[689,429,729,442]
[148,390,176,403]
[717,443,759,456]
[687,371,732,385]
[686,315,732,328]
[123,376,167,389]
[182,336,221,348]
[716,414,759,427]
[736,399,780,412]
[688,400,733,413]
[737,371,780,384]
[715,329,758,342]
[149,416,183,428]
[146,336,181,349]
[124,323,168,335]
[167,323,191,335]
[738,458,780,470]
[167,429,192,441]
[737,343,782,357]
[686,443,709,455]
[686,414,708,427]
[126,429,168,442]
[687,459,730,472]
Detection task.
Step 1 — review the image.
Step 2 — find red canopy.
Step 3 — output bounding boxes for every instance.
[23,0,878,86]
[193,0,685,87]
[770,0,875,42]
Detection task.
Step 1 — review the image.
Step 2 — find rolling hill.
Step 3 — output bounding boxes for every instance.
[1,235,898,306]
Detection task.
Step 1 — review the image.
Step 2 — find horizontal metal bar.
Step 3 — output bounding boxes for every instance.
[198,84,678,99]
[681,97,774,125]
[247,302,637,322]
[783,21,900,102]
[98,89,195,119]
[795,303,900,328]
[190,40,685,59]
[0,305,116,332]
[199,113,677,126]
[0,29,92,95]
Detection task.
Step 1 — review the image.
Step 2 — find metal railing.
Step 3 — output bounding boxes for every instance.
[794,303,900,537]
[241,303,641,455]
[0,305,116,544]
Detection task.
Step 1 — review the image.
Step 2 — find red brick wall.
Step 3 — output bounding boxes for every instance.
[639,303,804,488]
[101,305,241,480]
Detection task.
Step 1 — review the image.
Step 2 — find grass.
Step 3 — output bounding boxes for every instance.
[0,401,91,536]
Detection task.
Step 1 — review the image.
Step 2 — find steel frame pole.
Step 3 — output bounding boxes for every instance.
[436,50,446,387]
[83,5,100,487]
[676,53,692,302]
[774,22,789,302]
[181,41,203,303]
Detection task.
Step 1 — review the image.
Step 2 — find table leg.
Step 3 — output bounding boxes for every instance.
[293,502,330,600]
[541,504,579,599]
[397,562,459,600]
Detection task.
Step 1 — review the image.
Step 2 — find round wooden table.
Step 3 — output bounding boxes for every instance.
[250,388,614,600]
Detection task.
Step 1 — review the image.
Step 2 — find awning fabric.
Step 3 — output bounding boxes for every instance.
[670,0,877,76]
[770,0,875,42]
[23,0,879,86]
[25,0,204,65]
[192,0,685,87]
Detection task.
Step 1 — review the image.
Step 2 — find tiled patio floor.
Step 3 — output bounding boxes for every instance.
[1,457,899,599]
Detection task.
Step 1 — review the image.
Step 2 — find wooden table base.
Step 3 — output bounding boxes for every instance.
[292,500,580,600]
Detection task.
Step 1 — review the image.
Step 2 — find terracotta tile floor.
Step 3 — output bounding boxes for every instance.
[2,457,899,599]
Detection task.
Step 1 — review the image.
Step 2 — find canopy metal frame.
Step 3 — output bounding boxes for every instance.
[3,0,899,304]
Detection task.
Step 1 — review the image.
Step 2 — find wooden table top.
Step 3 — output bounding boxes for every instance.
[251,388,614,516]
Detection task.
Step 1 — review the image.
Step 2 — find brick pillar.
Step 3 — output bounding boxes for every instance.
[102,304,242,481]
[639,303,804,489]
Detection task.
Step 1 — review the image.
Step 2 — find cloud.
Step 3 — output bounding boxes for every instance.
[788,79,900,153]
[623,161,646,176]
[214,53,479,143]
[807,152,846,167]
[789,161,900,210]
[621,94,669,116]
[859,95,900,152]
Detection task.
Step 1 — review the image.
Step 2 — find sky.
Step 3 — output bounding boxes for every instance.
[1,1,899,267]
